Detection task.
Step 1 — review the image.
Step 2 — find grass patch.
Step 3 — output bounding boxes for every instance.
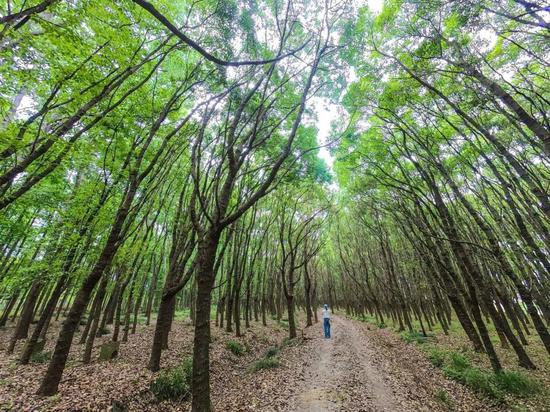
[434,388,454,408]
[136,315,148,324]
[449,352,470,370]
[150,358,192,401]
[226,340,246,356]
[264,346,279,358]
[460,368,501,400]
[251,343,282,372]
[427,346,447,368]
[30,351,51,364]
[401,330,428,344]
[438,351,540,401]
[494,370,541,397]
[174,309,190,321]
[251,357,279,371]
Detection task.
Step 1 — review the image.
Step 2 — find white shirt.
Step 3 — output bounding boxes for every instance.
[322,308,331,319]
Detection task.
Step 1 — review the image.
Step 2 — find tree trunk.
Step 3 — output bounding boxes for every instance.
[20,276,66,364]
[191,233,219,412]
[8,280,42,353]
[37,199,131,395]
[0,291,19,327]
[83,277,108,364]
[148,291,177,371]
[286,294,297,339]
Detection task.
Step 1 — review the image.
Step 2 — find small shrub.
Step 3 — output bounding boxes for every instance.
[443,353,502,400]
[264,346,279,358]
[226,340,245,356]
[461,367,501,400]
[428,347,446,368]
[449,352,471,371]
[30,351,52,364]
[252,357,279,371]
[378,322,386,329]
[442,366,463,382]
[434,350,541,402]
[442,352,471,382]
[495,370,540,397]
[150,358,192,401]
[402,331,428,344]
[434,388,454,408]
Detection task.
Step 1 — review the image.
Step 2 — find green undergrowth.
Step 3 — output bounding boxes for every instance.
[264,346,279,358]
[352,315,548,408]
[226,340,246,356]
[251,344,281,372]
[251,356,279,371]
[173,309,191,321]
[401,330,433,344]
[150,357,192,401]
[30,351,52,364]
[434,388,455,409]
[426,346,541,402]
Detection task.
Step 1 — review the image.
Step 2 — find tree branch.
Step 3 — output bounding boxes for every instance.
[131,0,309,67]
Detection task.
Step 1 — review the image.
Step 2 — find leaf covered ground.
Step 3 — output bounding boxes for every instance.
[1,313,522,411]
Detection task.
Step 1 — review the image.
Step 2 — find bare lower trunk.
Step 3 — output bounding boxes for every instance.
[286,295,296,339]
[191,234,219,412]
[83,278,108,364]
[0,291,19,327]
[8,280,42,353]
[20,277,66,364]
[148,294,174,371]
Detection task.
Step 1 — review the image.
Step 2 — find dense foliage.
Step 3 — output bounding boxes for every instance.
[0,0,548,410]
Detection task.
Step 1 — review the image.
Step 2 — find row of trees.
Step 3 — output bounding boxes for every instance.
[329,0,549,374]
[2,0,548,409]
[0,0,345,410]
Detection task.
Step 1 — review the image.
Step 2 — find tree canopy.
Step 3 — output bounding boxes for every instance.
[0,0,549,410]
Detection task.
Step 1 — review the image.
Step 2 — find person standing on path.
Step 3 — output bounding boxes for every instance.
[322,304,331,338]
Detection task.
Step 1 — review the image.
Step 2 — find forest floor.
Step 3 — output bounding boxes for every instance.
[0,313,542,411]
[231,315,501,412]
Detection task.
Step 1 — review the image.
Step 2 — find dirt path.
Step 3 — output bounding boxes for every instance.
[274,314,501,412]
[291,315,402,411]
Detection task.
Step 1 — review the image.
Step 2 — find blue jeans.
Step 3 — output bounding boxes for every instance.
[323,318,331,338]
